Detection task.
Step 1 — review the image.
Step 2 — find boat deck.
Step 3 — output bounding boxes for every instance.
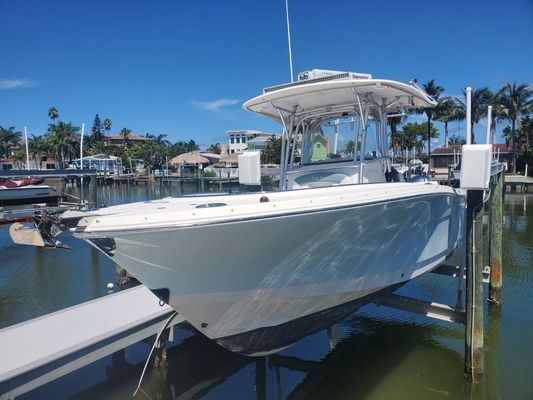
[0,285,185,399]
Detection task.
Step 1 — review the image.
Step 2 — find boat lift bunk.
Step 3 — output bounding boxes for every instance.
[0,285,186,400]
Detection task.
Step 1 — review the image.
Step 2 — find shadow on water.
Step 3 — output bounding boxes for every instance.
[35,309,466,400]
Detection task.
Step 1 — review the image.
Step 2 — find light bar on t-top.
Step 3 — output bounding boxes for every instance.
[263,69,373,94]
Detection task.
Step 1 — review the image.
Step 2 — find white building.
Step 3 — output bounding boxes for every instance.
[226,130,277,154]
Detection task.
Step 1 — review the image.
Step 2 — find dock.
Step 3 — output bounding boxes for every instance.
[0,285,185,400]
[505,174,532,192]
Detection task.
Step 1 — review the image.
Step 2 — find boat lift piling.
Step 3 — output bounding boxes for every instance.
[465,188,485,377]
[488,171,504,305]
[375,104,506,379]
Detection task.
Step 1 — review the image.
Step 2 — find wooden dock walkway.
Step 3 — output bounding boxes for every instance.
[505,174,532,192]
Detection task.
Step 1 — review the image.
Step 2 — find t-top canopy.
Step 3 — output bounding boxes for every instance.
[243,77,437,123]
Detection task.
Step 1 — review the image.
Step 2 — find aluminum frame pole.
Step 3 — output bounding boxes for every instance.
[282,113,295,189]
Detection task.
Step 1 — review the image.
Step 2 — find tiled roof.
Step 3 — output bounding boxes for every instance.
[431,144,512,155]
[105,134,151,141]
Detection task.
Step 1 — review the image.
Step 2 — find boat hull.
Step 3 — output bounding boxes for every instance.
[0,185,59,207]
[84,191,465,354]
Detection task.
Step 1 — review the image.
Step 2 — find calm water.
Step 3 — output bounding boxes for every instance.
[0,184,532,399]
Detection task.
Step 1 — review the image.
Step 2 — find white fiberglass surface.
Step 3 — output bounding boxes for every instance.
[77,183,462,233]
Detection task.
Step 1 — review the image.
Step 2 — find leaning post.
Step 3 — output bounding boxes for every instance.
[488,171,504,305]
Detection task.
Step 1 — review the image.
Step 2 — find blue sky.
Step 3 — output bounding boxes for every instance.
[0,0,531,149]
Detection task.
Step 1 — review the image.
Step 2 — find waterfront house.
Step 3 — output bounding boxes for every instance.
[226,130,276,154]
[104,134,152,146]
[0,158,14,170]
[430,144,513,174]
[72,154,122,175]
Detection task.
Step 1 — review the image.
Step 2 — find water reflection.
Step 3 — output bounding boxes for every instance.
[58,310,467,400]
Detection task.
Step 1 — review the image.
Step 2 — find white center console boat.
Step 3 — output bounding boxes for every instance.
[68,70,466,355]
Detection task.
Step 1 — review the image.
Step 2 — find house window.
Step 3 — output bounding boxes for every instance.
[242,136,246,143]
[236,137,240,144]
[230,138,235,144]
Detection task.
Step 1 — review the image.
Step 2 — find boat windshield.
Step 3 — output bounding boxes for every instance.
[302,117,387,166]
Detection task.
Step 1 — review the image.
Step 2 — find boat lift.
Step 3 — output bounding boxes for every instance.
[0,285,186,400]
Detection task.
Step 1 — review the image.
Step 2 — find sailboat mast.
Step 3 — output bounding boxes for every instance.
[24,126,30,171]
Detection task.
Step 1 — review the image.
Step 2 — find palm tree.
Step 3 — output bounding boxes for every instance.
[437,97,465,147]
[103,118,112,140]
[0,126,22,158]
[11,147,26,169]
[48,107,59,125]
[28,134,47,169]
[344,140,355,157]
[120,128,132,146]
[487,93,508,145]
[497,83,532,173]
[448,135,466,145]
[154,134,171,147]
[388,115,403,156]
[45,122,79,168]
[206,142,222,154]
[520,115,533,150]
[422,80,444,157]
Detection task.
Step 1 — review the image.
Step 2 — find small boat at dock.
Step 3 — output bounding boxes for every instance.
[0,178,58,207]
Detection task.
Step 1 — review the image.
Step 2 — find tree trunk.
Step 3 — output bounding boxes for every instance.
[444,121,449,147]
[471,121,475,144]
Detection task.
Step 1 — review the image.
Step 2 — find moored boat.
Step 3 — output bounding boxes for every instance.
[69,70,467,355]
[0,181,59,207]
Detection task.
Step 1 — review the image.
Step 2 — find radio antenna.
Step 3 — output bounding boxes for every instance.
[285,0,294,82]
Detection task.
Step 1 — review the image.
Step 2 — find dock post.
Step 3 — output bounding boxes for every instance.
[488,172,504,305]
[465,189,484,377]
[89,173,98,208]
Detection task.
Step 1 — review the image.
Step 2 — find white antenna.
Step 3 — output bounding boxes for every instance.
[486,105,492,144]
[285,0,294,82]
[80,123,85,205]
[466,87,472,145]
[24,126,30,171]
[80,123,85,167]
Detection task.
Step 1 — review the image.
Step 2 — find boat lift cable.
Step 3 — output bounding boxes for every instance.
[133,310,178,398]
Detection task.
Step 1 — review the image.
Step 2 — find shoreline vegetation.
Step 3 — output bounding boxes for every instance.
[1,81,531,175]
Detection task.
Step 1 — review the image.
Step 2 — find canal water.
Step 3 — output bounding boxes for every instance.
[0,184,532,399]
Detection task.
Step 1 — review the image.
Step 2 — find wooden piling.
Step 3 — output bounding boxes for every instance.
[89,174,98,208]
[488,172,504,305]
[465,189,484,376]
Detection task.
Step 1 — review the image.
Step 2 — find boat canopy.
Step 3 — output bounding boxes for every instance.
[243,78,437,124]
[242,71,438,190]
